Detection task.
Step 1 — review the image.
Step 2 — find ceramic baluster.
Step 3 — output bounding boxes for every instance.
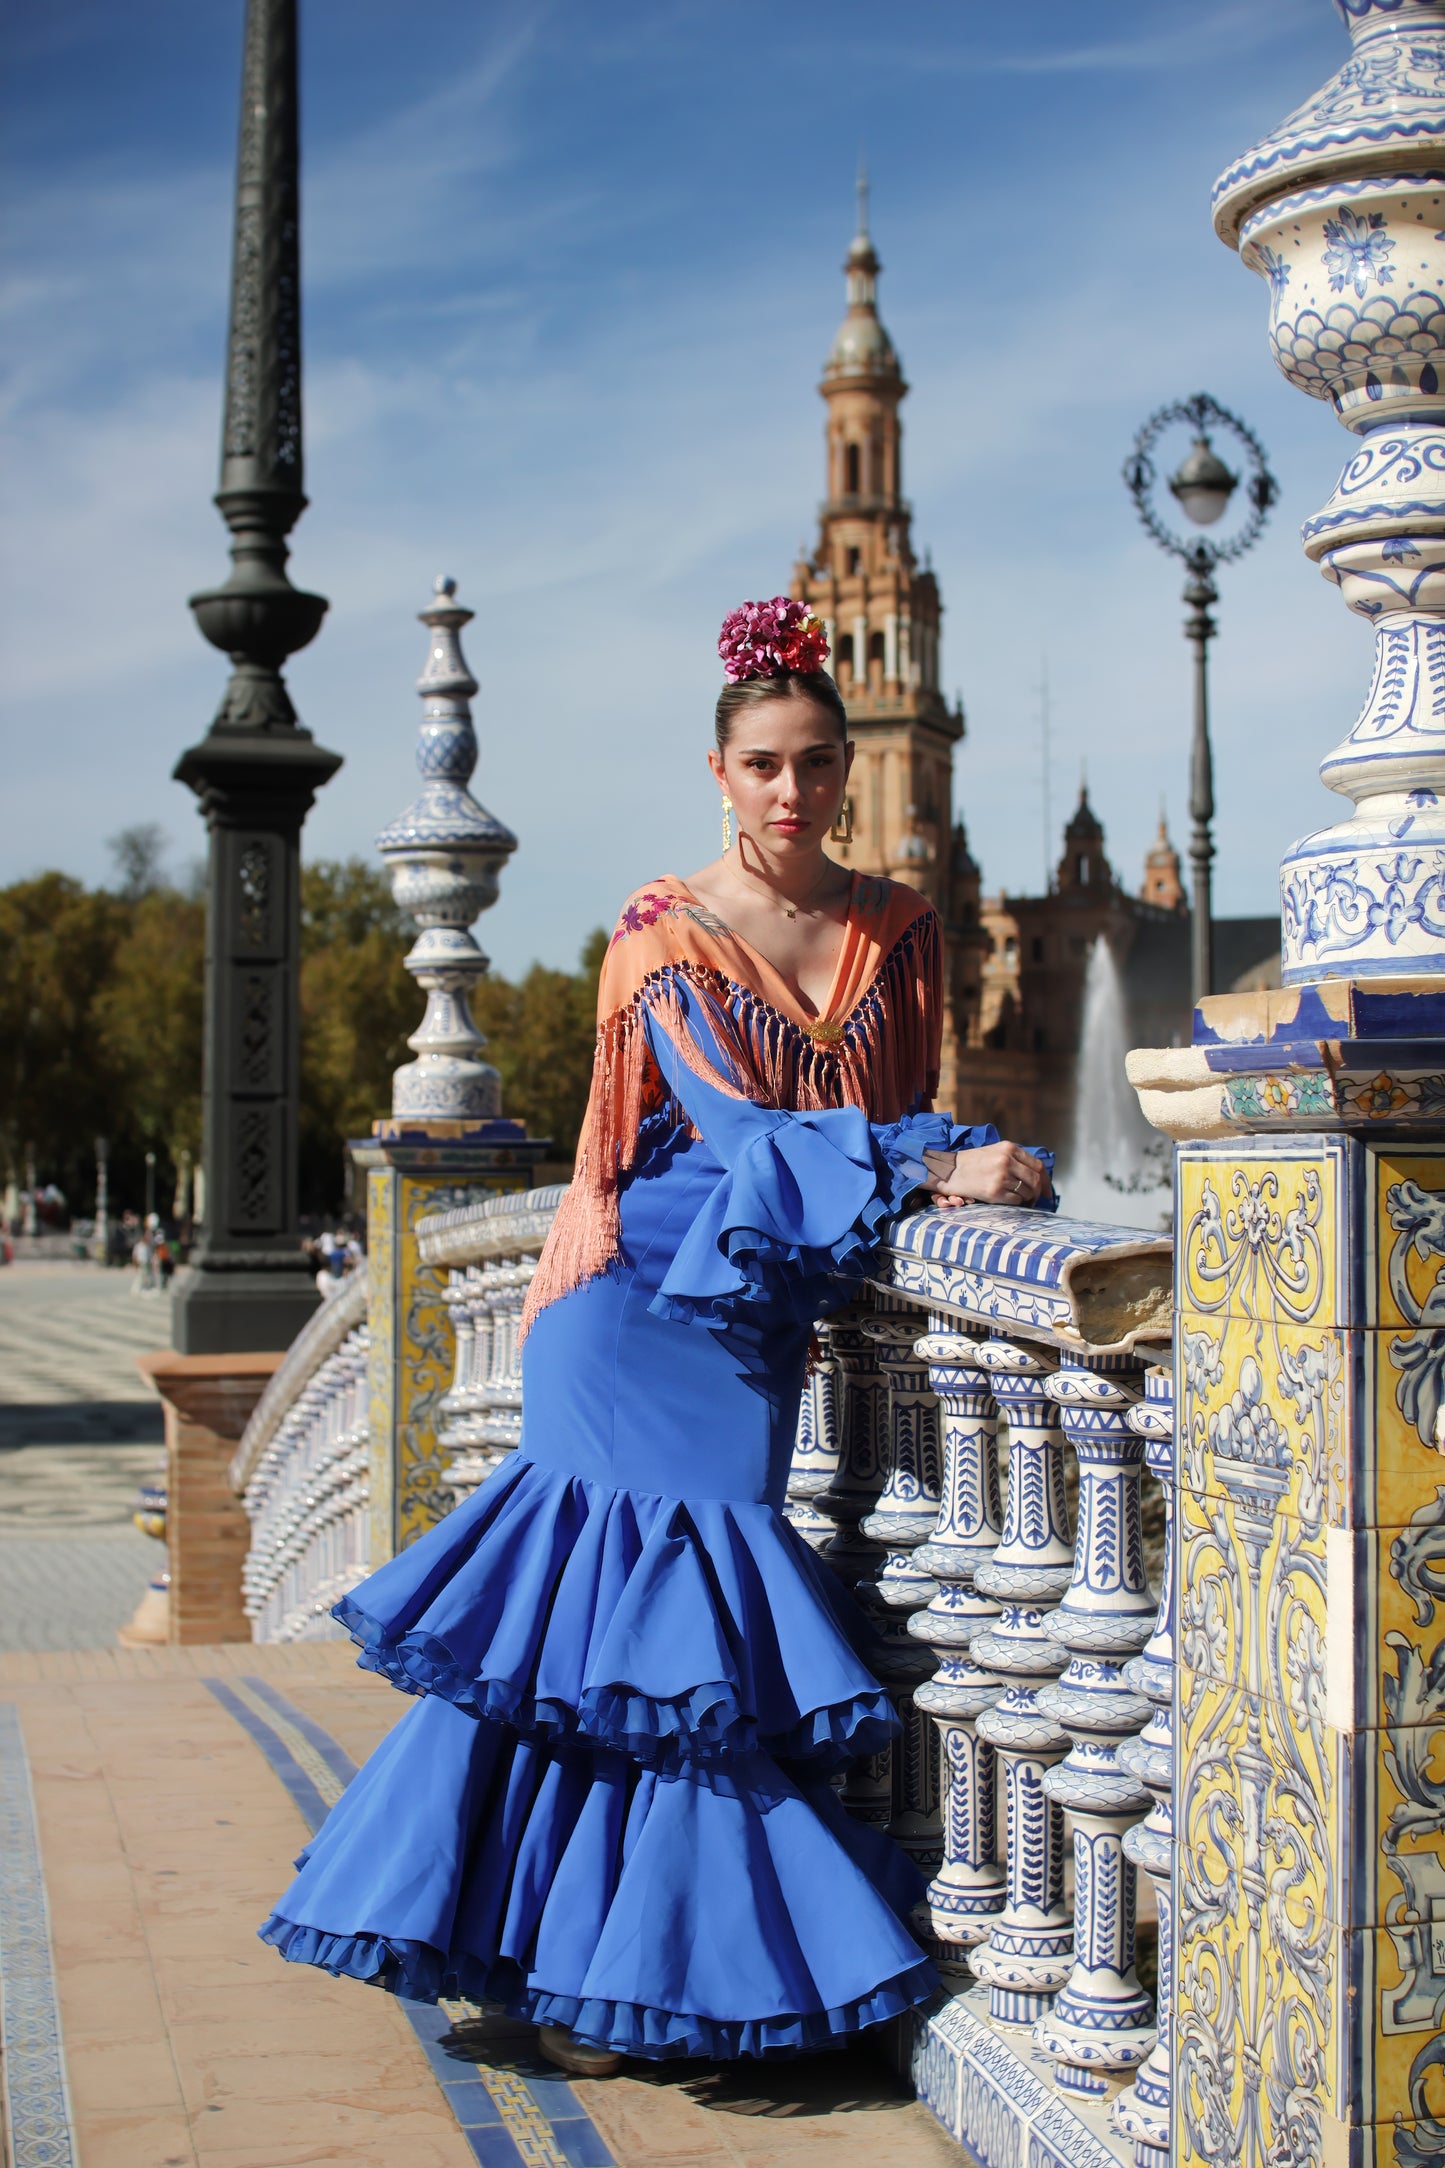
[860,1298,944,1872]
[815,1296,892,1826]
[910,1327,1007,1964]
[1111,1366,1175,2168]
[968,1335,1076,2026]
[785,1343,842,1551]
[815,1297,890,1592]
[1033,1360,1156,2093]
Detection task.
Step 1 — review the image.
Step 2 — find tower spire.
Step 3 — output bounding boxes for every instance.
[856,157,870,243]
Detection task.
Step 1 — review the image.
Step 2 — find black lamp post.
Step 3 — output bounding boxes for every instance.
[171,0,341,1353]
[1123,392,1276,1006]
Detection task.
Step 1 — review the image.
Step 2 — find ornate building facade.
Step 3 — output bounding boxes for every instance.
[788,191,1278,1146]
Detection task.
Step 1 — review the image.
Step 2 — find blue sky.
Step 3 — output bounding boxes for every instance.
[0,0,1359,976]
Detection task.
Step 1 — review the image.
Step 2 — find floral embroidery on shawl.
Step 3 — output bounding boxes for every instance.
[611,891,732,945]
[521,872,940,1340]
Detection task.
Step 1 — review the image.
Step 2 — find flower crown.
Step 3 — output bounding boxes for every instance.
[718,596,830,684]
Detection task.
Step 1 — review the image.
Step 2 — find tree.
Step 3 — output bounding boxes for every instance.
[93,886,206,1182]
[0,874,128,1203]
[0,854,605,1220]
[298,860,415,1213]
[107,824,168,901]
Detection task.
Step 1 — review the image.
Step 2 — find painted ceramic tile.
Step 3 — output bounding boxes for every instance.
[1176,1670,1340,2159]
[1178,1305,1348,1529]
[1370,1149,1445,1340]
[368,1167,517,1556]
[365,1166,396,1562]
[1177,1133,1352,1329]
[1368,1323,1445,1531]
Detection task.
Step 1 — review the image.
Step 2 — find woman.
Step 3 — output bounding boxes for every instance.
[261,598,1052,2073]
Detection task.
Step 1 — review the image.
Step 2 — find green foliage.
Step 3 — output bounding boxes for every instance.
[298,861,415,1213]
[0,855,603,1218]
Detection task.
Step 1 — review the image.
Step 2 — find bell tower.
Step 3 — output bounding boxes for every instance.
[791,175,977,1091]
[791,171,965,902]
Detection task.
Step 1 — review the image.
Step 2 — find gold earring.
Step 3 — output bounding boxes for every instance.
[722,795,733,852]
[830,797,854,844]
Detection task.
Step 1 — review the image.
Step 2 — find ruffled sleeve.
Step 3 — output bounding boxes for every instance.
[641,978,1013,1327]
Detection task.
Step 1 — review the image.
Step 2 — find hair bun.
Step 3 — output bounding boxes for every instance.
[718,597,830,684]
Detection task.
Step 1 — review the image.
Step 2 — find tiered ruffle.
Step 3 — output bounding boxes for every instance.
[648,1069,989,1330]
[334,1455,898,1769]
[262,1691,937,2058]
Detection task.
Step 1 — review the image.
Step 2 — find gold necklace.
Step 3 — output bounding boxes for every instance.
[726,858,838,922]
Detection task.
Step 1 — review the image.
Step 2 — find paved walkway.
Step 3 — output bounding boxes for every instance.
[0,1263,966,2168]
[0,1262,169,1651]
[0,1644,962,2168]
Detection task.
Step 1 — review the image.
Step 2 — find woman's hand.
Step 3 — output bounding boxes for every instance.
[921,1141,1050,1209]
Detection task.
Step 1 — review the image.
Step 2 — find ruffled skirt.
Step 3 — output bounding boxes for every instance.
[260,1454,938,2058]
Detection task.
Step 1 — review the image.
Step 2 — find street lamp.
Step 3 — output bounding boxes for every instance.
[1123,392,1276,1004]
[144,1150,156,1225]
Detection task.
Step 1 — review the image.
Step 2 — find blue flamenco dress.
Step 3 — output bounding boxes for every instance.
[261,928,1009,2060]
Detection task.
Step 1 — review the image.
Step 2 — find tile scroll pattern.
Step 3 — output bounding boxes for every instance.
[0,1701,77,2168]
[1174,1135,1445,2167]
[200,1674,615,2168]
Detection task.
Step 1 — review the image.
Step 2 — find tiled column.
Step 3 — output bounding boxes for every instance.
[1034,1359,1156,2095]
[969,1336,1076,2026]
[860,1298,943,1873]
[911,1327,1006,1961]
[1113,1365,1176,2168]
[1126,10,1445,2159]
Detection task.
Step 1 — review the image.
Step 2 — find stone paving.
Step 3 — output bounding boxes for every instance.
[0,1262,969,2168]
[0,1261,169,1651]
[0,1645,964,2168]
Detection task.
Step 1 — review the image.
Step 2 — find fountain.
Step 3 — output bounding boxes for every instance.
[1058,936,1167,1230]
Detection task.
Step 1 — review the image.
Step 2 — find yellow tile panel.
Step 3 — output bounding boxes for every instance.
[1177,1137,1344,1327]
[1176,1665,1341,2154]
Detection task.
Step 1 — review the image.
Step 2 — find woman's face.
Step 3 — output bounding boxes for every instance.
[708,696,854,857]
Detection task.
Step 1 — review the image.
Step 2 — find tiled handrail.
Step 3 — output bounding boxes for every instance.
[238,1316,372,1642]
[230,1270,368,1495]
[413,1184,569,1502]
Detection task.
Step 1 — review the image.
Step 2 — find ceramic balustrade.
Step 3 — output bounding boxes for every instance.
[437,1256,534,1504]
[1110,1366,1175,2168]
[240,1323,372,1641]
[1033,1359,1156,2095]
[858,1206,1173,2167]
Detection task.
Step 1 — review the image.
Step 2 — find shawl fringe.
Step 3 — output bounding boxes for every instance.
[519,905,941,1343]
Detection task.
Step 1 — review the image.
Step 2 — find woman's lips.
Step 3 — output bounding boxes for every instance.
[771,819,808,833]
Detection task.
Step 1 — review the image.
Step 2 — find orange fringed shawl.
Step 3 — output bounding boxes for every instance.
[519,872,942,1339]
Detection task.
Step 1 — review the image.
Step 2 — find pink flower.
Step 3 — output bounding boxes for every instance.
[718,597,830,683]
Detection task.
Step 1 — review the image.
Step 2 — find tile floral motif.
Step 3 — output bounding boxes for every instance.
[1323,204,1397,298]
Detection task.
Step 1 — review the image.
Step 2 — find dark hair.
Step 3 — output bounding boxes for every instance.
[714,669,849,752]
